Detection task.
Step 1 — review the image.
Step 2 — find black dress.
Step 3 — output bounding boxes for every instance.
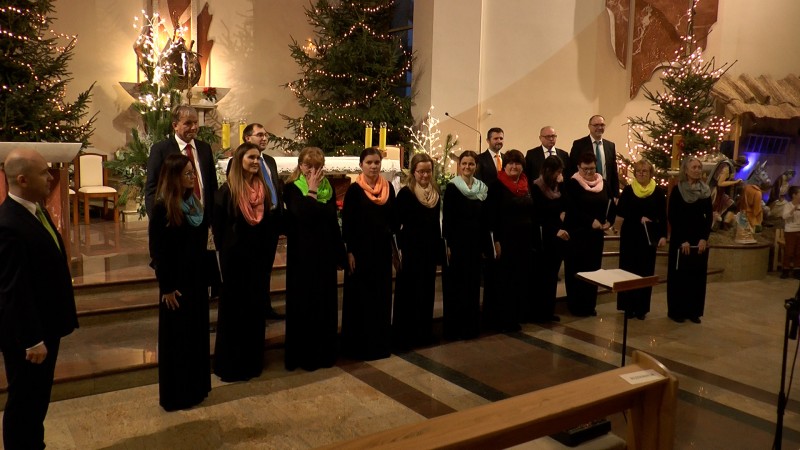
[442,182,489,340]
[341,182,397,360]
[149,201,211,411]
[667,186,713,320]
[392,186,442,349]
[488,180,536,330]
[616,185,667,317]
[212,183,271,381]
[563,178,612,316]
[530,184,566,322]
[283,183,345,371]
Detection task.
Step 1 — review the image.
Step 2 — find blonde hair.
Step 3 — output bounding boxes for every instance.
[406,153,439,193]
[286,147,325,183]
[633,159,655,178]
[228,143,271,214]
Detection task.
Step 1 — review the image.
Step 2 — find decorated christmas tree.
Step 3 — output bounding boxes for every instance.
[273,0,414,155]
[626,0,731,181]
[0,0,96,145]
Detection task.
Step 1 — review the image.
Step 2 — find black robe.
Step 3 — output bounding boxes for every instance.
[283,183,345,371]
[563,178,612,316]
[530,184,566,321]
[341,182,397,360]
[616,185,667,316]
[392,186,442,349]
[488,179,536,329]
[442,183,490,340]
[212,183,271,381]
[149,201,211,411]
[667,186,712,320]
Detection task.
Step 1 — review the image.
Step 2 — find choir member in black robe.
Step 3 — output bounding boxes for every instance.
[442,151,490,340]
[212,143,273,381]
[488,150,535,331]
[283,147,345,370]
[563,152,614,317]
[530,155,568,323]
[148,154,211,411]
[667,156,712,324]
[393,153,443,349]
[616,159,667,320]
[341,148,397,360]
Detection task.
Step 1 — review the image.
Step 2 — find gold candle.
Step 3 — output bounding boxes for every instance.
[221,118,231,149]
[671,135,683,170]
[365,122,373,148]
[378,122,387,151]
[239,119,247,145]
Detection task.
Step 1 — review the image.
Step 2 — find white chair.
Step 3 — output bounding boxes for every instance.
[74,153,118,225]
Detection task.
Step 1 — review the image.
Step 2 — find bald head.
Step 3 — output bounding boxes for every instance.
[539,126,557,149]
[3,148,52,202]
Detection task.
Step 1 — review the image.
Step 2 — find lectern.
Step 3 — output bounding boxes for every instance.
[0,142,82,260]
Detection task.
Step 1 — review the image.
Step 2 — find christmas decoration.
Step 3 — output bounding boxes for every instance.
[0,0,96,145]
[271,0,414,156]
[406,107,459,194]
[625,0,732,183]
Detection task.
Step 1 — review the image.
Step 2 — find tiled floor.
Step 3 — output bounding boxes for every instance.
[2,218,800,449]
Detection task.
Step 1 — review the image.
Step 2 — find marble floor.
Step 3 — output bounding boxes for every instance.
[2,218,800,449]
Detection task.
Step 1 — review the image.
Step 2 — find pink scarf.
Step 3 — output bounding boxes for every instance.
[571,172,604,193]
[239,180,265,225]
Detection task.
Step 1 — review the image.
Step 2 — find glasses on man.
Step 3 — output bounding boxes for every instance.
[541,134,557,139]
[590,123,605,128]
[252,132,268,138]
[579,166,597,173]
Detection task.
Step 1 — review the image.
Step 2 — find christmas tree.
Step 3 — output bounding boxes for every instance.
[0,0,96,145]
[273,0,414,155]
[626,0,731,180]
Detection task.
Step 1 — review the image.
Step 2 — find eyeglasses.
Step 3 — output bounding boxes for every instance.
[415,169,433,175]
[250,132,268,138]
[590,123,605,128]
[183,171,197,178]
[579,166,597,173]
[541,134,557,139]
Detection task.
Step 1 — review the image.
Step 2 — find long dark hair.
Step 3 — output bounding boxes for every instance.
[156,154,200,226]
[228,143,271,214]
[541,155,564,189]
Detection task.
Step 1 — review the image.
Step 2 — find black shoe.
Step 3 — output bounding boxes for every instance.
[669,315,685,323]
[625,311,636,319]
[265,309,285,320]
[636,313,647,320]
[550,315,561,322]
[781,270,790,279]
[590,310,598,316]
[689,317,702,324]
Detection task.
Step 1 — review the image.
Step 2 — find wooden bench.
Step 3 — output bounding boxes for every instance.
[322,351,677,450]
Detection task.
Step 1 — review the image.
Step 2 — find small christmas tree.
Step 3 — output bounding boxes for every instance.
[406,107,458,195]
[626,0,732,180]
[273,0,414,155]
[0,0,96,145]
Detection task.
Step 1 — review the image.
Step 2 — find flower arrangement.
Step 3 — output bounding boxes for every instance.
[202,87,217,103]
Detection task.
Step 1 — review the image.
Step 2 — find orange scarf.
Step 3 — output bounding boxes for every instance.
[239,179,265,225]
[356,173,390,205]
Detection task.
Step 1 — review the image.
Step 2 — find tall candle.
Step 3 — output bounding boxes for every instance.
[365,122,373,148]
[221,118,231,149]
[239,119,247,145]
[378,122,387,151]
[671,135,683,170]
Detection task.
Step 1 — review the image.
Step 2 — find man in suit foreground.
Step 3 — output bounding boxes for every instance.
[0,148,79,449]
[475,127,504,186]
[569,115,620,199]
[525,126,572,182]
[243,123,285,320]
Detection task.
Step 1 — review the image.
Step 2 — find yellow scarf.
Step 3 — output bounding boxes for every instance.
[631,178,656,198]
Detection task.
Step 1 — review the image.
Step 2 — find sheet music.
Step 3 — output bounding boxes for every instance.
[576,268,642,290]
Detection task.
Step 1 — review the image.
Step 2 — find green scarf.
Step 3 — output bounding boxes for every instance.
[294,174,333,203]
[631,178,656,198]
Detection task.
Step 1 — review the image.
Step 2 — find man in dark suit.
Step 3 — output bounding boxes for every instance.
[0,148,79,449]
[525,126,572,182]
[569,115,620,199]
[243,123,285,320]
[475,127,504,187]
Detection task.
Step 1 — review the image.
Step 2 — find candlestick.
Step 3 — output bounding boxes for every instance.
[221,118,231,149]
[365,122,373,148]
[671,135,683,170]
[239,119,247,145]
[378,122,387,151]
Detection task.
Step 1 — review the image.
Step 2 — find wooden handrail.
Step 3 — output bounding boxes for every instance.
[322,351,677,450]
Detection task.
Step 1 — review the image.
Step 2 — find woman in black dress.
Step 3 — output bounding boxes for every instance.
[341,148,397,360]
[442,151,490,340]
[148,154,211,411]
[667,156,712,324]
[488,149,535,331]
[530,155,568,323]
[283,147,345,370]
[212,143,272,381]
[393,153,442,349]
[563,152,613,317]
[616,159,667,320]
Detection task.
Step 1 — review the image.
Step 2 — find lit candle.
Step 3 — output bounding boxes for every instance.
[365,122,373,148]
[671,135,683,170]
[221,118,230,149]
[378,122,387,151]
[239,119,247,145]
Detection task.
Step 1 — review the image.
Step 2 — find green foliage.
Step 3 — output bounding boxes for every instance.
[104,128,151,216]
[274,0,414,155]
[0,0,96,145]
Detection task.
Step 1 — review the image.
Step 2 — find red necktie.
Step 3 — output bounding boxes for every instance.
[184,145,202,199]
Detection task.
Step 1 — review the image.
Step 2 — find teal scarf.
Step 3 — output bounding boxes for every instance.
[294,174,333,203]
[181,196,204,227]
[451,176,488,201]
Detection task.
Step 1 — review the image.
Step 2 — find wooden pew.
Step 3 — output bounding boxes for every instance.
[323,351,677,450]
